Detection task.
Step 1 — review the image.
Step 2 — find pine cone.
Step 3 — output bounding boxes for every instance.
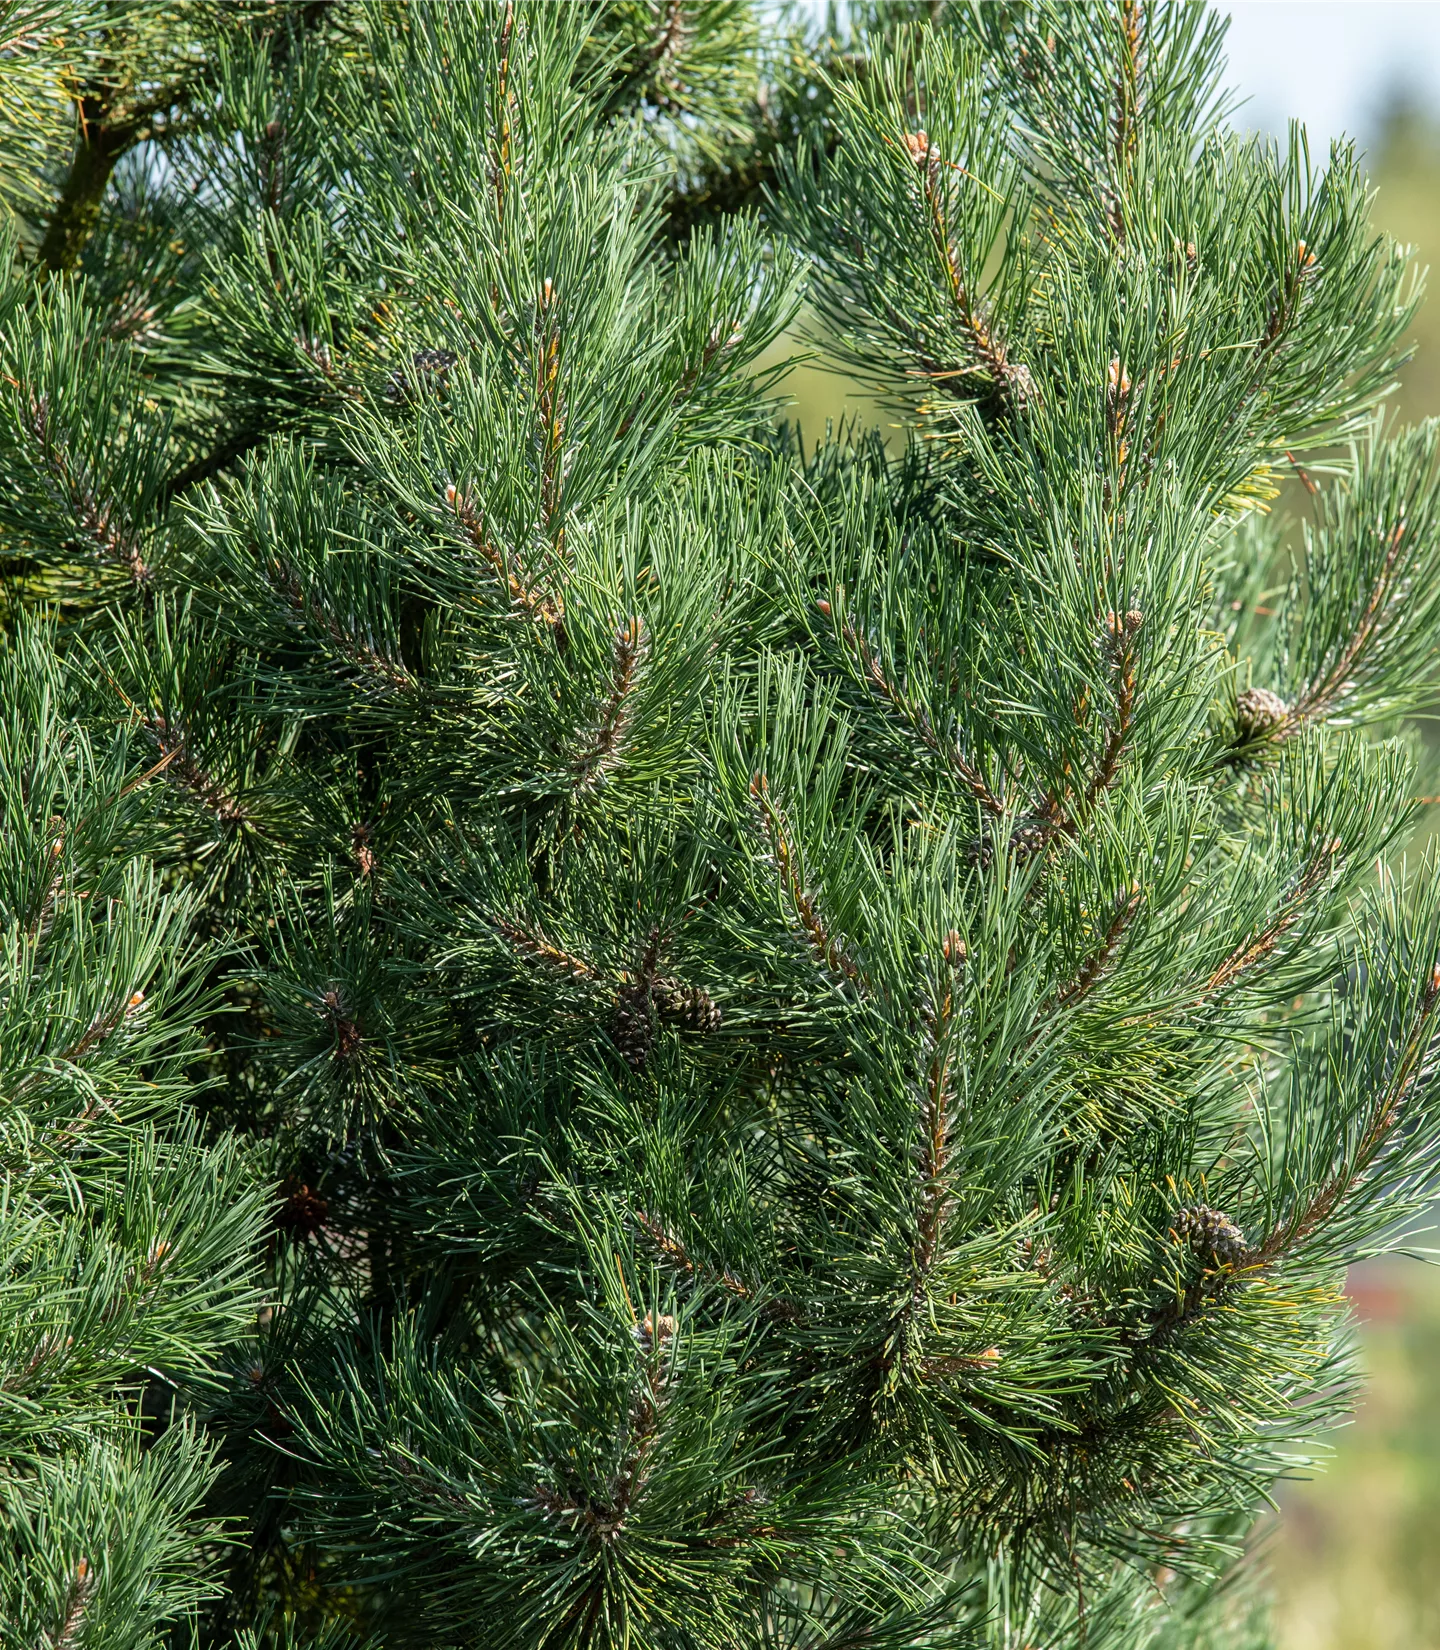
[1234,686,1287,741]
[611,983,654,1070]
[386,345,456,402]
[1173,1204,1247,1268]
[274,1181,328,1238]
[653,977,722,1034]
[1008,818,1049,860]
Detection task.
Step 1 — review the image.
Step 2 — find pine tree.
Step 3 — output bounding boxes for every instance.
[4,3,1440,1647]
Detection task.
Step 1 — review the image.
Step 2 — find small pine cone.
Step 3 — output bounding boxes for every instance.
[636,1312,676,1348]
[1174,1204,1247,1268]
[1008,818,1049,860]
[611,985,654,1070]
[1235,686,1287,741]
[274,1181,328,1238]
[903,128,938,167]
[386,345,456,403]
[1000,358,1037,411]
[653,977,722,1034]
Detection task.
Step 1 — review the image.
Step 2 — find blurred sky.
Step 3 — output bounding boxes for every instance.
[1225,3,1440,147]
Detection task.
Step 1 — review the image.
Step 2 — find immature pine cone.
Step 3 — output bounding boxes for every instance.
[1234,686,1288,741]
[653,977,723,1034]
[1173,1204,1248,1268]
[610,983,654,1070]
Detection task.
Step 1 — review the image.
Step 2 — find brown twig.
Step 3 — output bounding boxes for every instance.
[446,483,563,626]
[573,617,645,793]
[634,1210,754,1301]
[750,773,862,986]
[825,602,1003,814]
[1106,0,1144,241]
[912,980,958,1290]
[23,392,150,583]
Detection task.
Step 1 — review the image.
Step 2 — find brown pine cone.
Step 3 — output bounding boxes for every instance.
[1235,686,1288,741]
[611,984,655,1070]
[653,977,723,1035]
[1173,1204,1247,1267]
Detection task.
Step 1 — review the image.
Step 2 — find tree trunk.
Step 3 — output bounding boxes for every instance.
[36,100,136,274]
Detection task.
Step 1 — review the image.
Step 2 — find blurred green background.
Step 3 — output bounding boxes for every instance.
[763,84,1440,1650]
[1258,103,1440,1650]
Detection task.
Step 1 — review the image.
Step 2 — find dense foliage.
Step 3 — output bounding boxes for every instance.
[4,4,1440,1647]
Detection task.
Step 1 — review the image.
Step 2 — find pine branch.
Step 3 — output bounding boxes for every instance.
[145,715,251,827]
[1281,520,1408,734]
[822,599,1003,814]
[901,129,1032,411]
[572,617,645,794]
[489,2,515,227]
[491,915,599,981]
[911,976,959,1296]
[1105,0,1144,241]
[43,1556,94,1650]
[264,557,417,695]
[1052,883,1143,1012]
[536,277,567,552]
[750,772,863,986]
[1203,842,1336,996]
[22,391,151,583]
[446,483,562,626]
[1248,962,1440,1268]
[1027,608,1142,852]
[633,1209,754,1301]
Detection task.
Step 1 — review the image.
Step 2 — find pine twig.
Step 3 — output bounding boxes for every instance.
[912,979,959,1291]
[446,483,563,626]
[1052,883,1143,1012]
[634,1210,753,1300]
[1105,0,1144,242]
[491,915,598,980]
[823,600,1003,814]
[1248,962,1440,1268]
[573,617,646,793]
[902,130,1032,411]
[145,716,251,827]
[23,392,150,584]
[750,772,862,986]
[1203,842,1336,995]
[43,1557,94,1649]
[266,558,417,694]
[1282,519,1408,733]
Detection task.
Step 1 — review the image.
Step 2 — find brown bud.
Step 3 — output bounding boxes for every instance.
[352,822,375,877]
[903,129,937,166]
[275,1181,329,1238]
[942,930,966,965]
[639,1311,676,1346]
